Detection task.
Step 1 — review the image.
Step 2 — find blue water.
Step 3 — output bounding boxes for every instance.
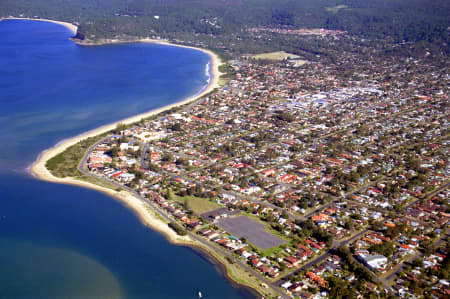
[0,19,253,298]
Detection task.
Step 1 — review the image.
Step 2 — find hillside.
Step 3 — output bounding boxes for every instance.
[1,0,448,53]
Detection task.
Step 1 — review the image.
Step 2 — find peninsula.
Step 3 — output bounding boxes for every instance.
[23,18,277,299]
[3,2,449,297]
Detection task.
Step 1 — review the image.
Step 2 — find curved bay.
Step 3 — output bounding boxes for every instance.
[0,19,253,298]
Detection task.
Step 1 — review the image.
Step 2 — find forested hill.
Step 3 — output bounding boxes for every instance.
[1,0,448,49]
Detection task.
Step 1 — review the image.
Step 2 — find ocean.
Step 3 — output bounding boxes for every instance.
[0,19,254,298]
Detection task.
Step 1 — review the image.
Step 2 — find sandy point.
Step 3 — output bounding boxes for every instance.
[9,17,271,298]
[1,17,78,35]
[26,25,223,243]
[29,43,222,183]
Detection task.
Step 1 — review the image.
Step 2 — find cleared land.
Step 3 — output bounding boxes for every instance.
[217,216,285,250]
[250,51,299,61]
[201,208,241,220]
[174,195,222,215]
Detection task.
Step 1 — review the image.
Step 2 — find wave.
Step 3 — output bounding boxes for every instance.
[205,62,211,85]
[191,61,212,99]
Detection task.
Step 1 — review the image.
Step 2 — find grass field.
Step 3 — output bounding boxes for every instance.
[251,51,298,61]
[263,245,287,257]
[79,174,120,191]
[174,195,222,215]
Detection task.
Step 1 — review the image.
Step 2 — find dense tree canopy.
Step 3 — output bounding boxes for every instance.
[1,0,449,47]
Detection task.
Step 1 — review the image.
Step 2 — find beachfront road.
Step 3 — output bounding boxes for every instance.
[78,139,290,299]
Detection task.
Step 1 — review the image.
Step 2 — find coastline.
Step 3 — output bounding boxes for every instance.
[1,17,77,35]
[29,30,222,242]
[30,46,222,180]
[15,16,269,298]
[14,18,270,298]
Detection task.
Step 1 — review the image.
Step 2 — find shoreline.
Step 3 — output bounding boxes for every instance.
[1,17,78,35]
[15,16,269,299]
[11,17,268,298]
[29,48,222,178]
[29,41,222,182]
[29,29,222,240]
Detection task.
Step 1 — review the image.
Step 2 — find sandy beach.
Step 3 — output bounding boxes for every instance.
[22,30,257,289]
[30,54,220,229]
[29,32,222,243]
[30,46,222,181]
[1,17,77,35]
[9,18,272,298]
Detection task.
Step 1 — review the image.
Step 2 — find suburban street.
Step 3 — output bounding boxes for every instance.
[78,139,289,299]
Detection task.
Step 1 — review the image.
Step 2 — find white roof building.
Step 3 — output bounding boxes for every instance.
[357,253,388,270]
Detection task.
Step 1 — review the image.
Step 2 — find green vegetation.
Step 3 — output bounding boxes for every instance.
[428,246,450,280]
[1,0,448,54]
[112,122,126,134]
[369,241,395,258]
[335,246,374,283]
[295,219,334,248]
[203,243,277,298]
[251,51,297,61]
[79,174,118,190]
[225,256,235,264]
[43,75,224,181]
[168,221,187,236]
[46,135,106,178]
[218,63,233,75]
[327,276,355,298]
[9,2,447,296]
[173,195,221,215]
[263,245,286,258]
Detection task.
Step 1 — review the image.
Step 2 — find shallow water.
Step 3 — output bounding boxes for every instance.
[0,19,253,298]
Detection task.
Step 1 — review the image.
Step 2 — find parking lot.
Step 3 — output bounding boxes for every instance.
[217,216,285,250]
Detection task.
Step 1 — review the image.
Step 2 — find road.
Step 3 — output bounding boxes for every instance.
[78,140,289,299]
[140,142,152,169]
[382,230,449,283]
[405,181,450,209]
[276,228,369,286]
[76,102,449,299]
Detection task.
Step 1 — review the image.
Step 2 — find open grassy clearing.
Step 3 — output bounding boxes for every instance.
[250,51,298,61]
[173,195,222,215]
[78,174,121,191]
